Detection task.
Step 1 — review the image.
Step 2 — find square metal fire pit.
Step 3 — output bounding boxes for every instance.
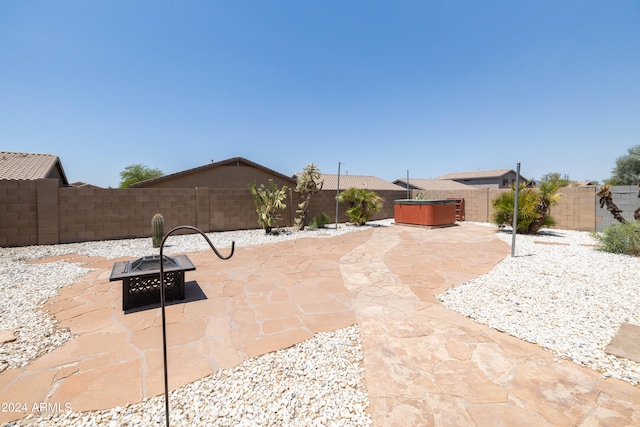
[109,255,196,311]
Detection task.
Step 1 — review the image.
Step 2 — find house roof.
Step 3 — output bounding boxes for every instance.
[436,169,518,180]
[319,174,405,191]
[0,151,69,184]
[393,178,479,191]
[131,157,297,187]
[69,181,102,189]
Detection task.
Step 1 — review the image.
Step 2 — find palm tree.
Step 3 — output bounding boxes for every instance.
[338,188,383,226]
[491,181,561,234]
[528,179,563,234]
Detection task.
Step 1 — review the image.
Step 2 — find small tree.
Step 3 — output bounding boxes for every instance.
[294,163,324,230]
[119,164,163,188]
[609,145,640,185]
[539,172,570,188]
[527,176,564,234]
[338,187,383,226]
[248,180,288,234]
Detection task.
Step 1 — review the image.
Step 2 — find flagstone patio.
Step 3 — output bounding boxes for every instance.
[1,223,638,425]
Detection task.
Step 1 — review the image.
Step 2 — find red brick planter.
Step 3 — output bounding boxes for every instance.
[394,199,457,226]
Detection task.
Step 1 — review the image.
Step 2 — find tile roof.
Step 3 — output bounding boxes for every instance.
[69,181,102,189]
[319,174,406,191]
[393,178,479,191]
[0,151,68,183]
[436,169,516,180]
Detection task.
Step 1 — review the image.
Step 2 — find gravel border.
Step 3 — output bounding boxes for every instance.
[439,223,640,385]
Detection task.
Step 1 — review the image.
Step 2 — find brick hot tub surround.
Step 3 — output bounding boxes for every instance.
[394,199,457,227]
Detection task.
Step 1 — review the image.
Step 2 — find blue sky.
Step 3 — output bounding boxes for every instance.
[2,1,639,187]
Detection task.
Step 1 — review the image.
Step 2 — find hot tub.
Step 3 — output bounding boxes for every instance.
[394,199,457,227]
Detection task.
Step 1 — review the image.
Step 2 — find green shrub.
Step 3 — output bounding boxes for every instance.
[491,181,561,234]
[309,213,331,229]
[338,188,383,226]
[592,220,640,256]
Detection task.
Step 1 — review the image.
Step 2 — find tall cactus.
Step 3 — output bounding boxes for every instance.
[151,213,164,248]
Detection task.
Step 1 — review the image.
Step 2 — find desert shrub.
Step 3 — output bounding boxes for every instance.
[309,213,331,229]
[592,220,640,256]
[491,181,561,234]
[248,180,288,234]
[294,163,324,230]
[338,188,383,226]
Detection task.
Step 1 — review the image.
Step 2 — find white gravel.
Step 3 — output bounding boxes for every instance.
[7,325,371,427]
[438,224,640,385]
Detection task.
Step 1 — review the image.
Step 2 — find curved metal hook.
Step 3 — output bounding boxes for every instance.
[161,225,235,260]
[158,225,234,427]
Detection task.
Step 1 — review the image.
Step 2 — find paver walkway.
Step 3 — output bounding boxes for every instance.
[1,223,639,425]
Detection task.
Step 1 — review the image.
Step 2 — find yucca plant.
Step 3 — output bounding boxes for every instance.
[248,180,288,234]
[338,187,383,226]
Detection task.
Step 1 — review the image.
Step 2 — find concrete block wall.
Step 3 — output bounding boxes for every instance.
[0,180,39,246]
[36,179,60,244]
[595,185,640,231]
[414,189,499,223]
[0,180,608,247]
[57,187,198,243]
[551,187,596,231]
[374,190,409,220]
[414,187,596,231]
[210,189,267,231]
[307,189,406,226]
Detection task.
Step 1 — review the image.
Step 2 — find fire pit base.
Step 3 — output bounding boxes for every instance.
[110,255,196,311]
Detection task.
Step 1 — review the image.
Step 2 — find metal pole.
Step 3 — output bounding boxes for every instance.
[335,162,341,229]
[406,169,410,199]
[159,254,169,427]
[511,162,521,257]
[159,226,235,426]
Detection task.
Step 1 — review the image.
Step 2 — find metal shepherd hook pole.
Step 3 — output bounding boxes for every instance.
[159,226,235,427]
[335,161,341,229]
[511,162,521,257]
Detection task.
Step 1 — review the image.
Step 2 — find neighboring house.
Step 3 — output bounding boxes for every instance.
[318,174,406,191]
[436,169,528,189]
[393,178,478,192]
[296,173,405,224]
[69,181,102,189]
[131,157,297,189]
[0,151,69,187]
